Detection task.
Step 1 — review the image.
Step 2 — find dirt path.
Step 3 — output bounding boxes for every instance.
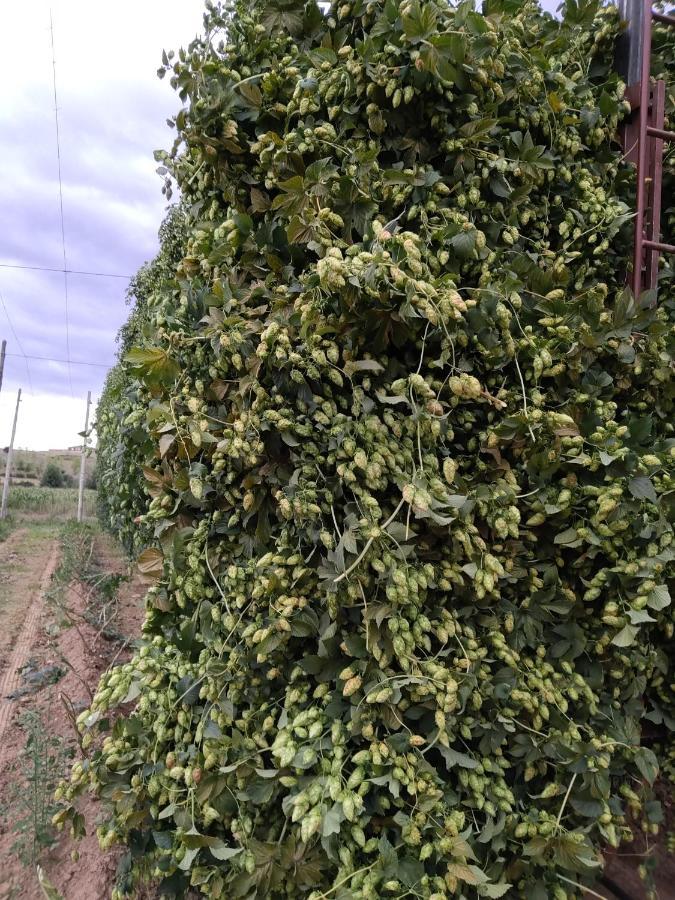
[0,526,147,900]
[0,524,60,671]
[0,540,59,760]
[0,526,28,558]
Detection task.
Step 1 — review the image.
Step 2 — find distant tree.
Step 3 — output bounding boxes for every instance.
[41,463,65,488]
[85,470,97,490]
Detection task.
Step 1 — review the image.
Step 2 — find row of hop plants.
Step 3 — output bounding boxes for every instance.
[60,0,674,898]
[95,205,189,555]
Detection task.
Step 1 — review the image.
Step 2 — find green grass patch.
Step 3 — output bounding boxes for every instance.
[0,516,13,542]
[4,487,97,518]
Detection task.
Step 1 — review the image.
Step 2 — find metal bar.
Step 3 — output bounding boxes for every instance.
[625,83,642,108]
[646,81,665,290]
[618,0,647,86]
[622,85,641,164]
[644,239,675,253]
[645,80,666,290]
[652,11,675,25]
[632,0,653,298]
[647,125,675,140]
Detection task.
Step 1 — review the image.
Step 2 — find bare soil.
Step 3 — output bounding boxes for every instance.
[0,539,59,760]
[0,526,56,673]
[0,528,146,900]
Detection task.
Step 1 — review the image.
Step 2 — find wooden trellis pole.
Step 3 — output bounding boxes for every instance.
[77,390,92,522]
[0,340,6,395]
[0,388,21,519]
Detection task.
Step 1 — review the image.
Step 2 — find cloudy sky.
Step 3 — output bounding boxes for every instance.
[0,0,204,449]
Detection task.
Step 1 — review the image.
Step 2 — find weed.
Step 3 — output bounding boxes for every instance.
[0,711,71,866]
[37,867,66,900]
[0,516,13,542]
[47,522,129,645]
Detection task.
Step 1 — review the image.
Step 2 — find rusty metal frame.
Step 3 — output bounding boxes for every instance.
[618,1,675,301]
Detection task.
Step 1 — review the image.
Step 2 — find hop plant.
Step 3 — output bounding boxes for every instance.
[60,0,674,898]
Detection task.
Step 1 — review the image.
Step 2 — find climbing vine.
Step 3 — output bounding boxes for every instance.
[60,1,673,898]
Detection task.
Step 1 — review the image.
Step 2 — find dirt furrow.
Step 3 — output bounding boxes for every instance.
[0,539,59,757]
[0,527,28,560]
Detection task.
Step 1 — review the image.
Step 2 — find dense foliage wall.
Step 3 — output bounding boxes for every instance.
[95,205,189,554]
[64,1,674,898]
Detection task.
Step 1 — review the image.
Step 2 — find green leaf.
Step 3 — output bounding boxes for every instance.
[628,476,658,504]
[446,494,468,508]
[260,2,304,36]
[344,358,384,376]
[125,347,179,383]
[645,799,664,824]
[434,32,465,65]
[272,176,307,216]
[570,797,604,818]
[286,216,318,245]
[402,0,438,43]
[157,803,176,820]
[554,527,579,545]
[153,831,173,851]
[627,608,656,624]
[612,288,636,326]
[460,117,497,141]
[479,884,513,898]
[322,803,344,837]
[634,747,658,785]
[177,846,199,870]
[446,863,489,885]
[611,624,639,647]
[398,856,425,887]
[439,746,479,769]
[489,173,512,198]
[238,80,262,107]
[209,844,244,861]
[450,230,477,258]
[125,347,166,367]
[646,584,670,611]
[159,433,175,458]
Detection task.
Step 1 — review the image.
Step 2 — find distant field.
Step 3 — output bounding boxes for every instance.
[0,447,96,488]
[4,486,97,519]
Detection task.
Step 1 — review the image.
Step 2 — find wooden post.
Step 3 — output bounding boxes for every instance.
[0,340,6,395]
[77,391,91,522]
[0,388,21,519]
